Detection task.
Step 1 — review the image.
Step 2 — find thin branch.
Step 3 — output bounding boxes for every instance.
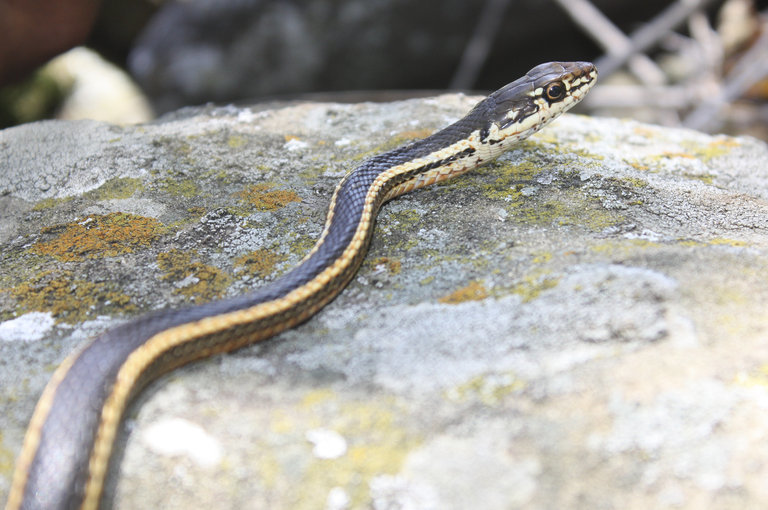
[595,0,720,78]
[553,0,666,85]
[583,84,696,109]
[684,25,768,130]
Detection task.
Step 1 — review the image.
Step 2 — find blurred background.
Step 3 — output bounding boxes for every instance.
[1,0,767,139]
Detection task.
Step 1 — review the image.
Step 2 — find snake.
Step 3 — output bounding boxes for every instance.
[5,61,596,510]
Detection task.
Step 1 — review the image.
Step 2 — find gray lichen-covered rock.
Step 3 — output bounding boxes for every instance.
[2,95,768,509]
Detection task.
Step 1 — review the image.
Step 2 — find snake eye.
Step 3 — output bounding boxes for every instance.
[545,82,565,101]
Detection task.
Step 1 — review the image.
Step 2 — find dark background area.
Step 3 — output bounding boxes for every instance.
[1,0,767,137]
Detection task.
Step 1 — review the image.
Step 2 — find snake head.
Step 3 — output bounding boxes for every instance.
[483,61,597,140]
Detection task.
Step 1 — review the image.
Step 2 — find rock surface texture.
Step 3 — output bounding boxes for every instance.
[1,95,768,509]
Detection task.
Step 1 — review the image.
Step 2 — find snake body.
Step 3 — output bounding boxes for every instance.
[6,61,596,510]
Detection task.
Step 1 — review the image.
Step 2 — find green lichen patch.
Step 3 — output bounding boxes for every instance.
[375,208,423,244]
[31,195,74,212]
[388,208,421,227]
[9,270,135,323]
[236,184,301,211]
[438,280,489,304]
[85,177,144,200]
[154,177,201,198]
[419,275,435,286]
[287,233,317,258]
[477,161,545,200]
[187,206,207,217]
[234,248,287,278]
[297,160,330,182]
[31,213,165,262]
[513,191,624,231]
[153,136,193,156]
[157,249,231,302]
[510,270,560,303]
[608,176,649,189]
[0,68,68,127]
[682,172,715,185]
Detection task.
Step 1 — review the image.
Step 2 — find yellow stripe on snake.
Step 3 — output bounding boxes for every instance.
[6,61,596,510]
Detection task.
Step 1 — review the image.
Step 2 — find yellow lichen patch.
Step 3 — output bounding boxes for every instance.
[271,389,421,510]
[157,249,231,301]
[619,177,649,188]
[709,237,748,247]
[85,177,144,200]
[682,172,715,185]
[511,271,559,303]
[627,161,650,171]
[10,270,135,323]
[734,364,768,388]
[392,128,435,144]
[510,191,622,232]
[438,280,489,304]
[683,137,741,161]
[589,239,661,258]
[677,237,738,248]
[31,213,164,262]
[187,206,207,217]
[713,287,748,307]
[660,151,696,160]
[237,184,301,211]
[479,161,544,200]
[234,248,287,278]
[368,256,401,275]
[633,126,661,138]
[155,177,200,198]
[31,196,74,211]
[446,371,526,406]
[0,432,15,476]
[227,135,246,148]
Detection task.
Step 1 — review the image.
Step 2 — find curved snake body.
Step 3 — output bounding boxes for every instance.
[6,61,596,510]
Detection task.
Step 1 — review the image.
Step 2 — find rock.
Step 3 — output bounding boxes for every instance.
[1,94,768,509]
[45,47,154,125]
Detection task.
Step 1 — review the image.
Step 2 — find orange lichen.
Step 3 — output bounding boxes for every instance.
[236,184,301,211]
[660,151,696,159]
[10,270,135,323]
[234,248,286,278]
[157,249,231,302]
[438,280,489,304]
[31,212,164,262]
[394,128,435,142]
[370,256,402,275]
